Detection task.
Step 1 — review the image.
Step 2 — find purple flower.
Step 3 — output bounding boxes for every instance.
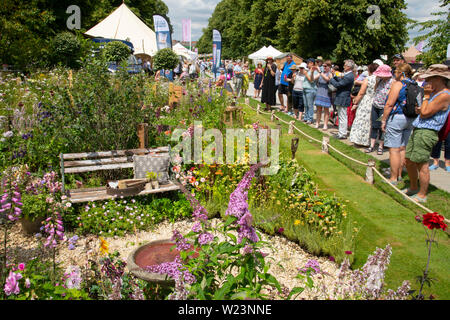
[172,230,191,252]
[225,163,264,243]
[198,232,214,245]
[299,259,321,275]
[329,256,335,262]
[192,222,202,233]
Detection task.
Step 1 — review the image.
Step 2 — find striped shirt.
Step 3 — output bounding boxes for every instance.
[412,90,450,131]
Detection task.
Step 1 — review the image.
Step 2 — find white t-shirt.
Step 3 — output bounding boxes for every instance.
[293,74,305,91]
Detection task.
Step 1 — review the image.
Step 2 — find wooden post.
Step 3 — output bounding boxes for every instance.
[291,137,299,159]
[137,123,149,151]
[271,110,275,122]
[245,98,249,105]
[322,136,329,153]
[257,104,261,114]
[365,159,376,184]
[288,121,294,134]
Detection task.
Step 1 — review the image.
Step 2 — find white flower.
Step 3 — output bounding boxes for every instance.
[65,202,72,208]
[3,131,13,138]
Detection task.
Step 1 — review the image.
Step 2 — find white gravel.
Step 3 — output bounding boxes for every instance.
[6,218,347,299]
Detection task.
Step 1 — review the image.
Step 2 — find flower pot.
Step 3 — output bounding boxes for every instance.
[20,216,45,235]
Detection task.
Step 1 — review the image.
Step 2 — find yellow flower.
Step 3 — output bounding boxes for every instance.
[294,220,301,225]
[99,237,109,255]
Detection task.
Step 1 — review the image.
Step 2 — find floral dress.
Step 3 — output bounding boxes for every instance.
[349,75,376,146]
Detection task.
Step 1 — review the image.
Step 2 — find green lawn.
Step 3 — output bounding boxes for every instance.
[241,99,450,299]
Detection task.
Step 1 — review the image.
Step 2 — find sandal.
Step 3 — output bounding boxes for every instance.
[402,188,419,197]
[365,147,374,153]
[377,148,384,155]
[410,194,427,203]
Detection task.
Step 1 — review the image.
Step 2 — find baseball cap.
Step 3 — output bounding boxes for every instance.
[392,54,405,60]
[298,62,307,69]
[307,58,315,63]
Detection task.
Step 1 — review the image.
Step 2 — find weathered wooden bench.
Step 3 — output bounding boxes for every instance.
[60,146,180,203]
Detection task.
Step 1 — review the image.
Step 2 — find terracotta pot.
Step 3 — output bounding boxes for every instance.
[20,216,45,235]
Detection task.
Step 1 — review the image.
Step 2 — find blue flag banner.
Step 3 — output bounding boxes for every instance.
[212,29,222,79]
[153,15,172,50]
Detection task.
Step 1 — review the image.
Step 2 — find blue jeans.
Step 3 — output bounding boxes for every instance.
[303,88,316,122]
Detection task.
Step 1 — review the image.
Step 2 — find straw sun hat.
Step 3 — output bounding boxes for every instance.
[419,64,450,80]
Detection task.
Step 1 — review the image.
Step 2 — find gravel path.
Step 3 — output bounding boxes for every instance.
[6,218,347,299]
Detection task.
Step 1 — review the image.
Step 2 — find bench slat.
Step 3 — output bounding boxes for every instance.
[64,157,132,168]
[64,162,133,173]
[62,147,169,160]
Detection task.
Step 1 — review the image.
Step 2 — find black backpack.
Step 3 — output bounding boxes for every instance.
[403,81,423,118]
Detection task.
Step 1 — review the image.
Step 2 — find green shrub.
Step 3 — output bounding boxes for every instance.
[152,48,179,71]
[52,32,83,68]
[102,41,131,64]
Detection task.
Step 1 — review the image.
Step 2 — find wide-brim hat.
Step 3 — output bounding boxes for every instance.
[298,62,308,69]
[373,64,392,77]
[266,56,274,61]
[419,64,450,80]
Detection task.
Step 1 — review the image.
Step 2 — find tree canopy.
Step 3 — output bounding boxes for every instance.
[411,0,450,66]
[197,0,410,65]
[0,0,170,71]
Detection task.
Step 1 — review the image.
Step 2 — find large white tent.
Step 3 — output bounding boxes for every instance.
[248,46,268,60]
[85,3,157,57]
[173,43,198,61]
[248,45,284,65]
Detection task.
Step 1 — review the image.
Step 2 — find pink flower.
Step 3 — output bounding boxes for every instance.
[4,271,22,296]
[345,251,353,255]
[18,263,25,271]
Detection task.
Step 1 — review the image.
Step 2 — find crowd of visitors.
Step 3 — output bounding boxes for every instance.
[248,54,449,203]
[155,53,449,203]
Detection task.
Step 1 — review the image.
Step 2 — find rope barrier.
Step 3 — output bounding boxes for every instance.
[244,101,450,222]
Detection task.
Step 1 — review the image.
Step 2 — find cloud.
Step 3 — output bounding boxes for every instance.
[164,0,220,41]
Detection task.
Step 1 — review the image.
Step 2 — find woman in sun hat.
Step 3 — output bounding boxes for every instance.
[365,64,394,154]
[289,63,307,120]
[381,63,416,186]
[404,64,450,203]
[261,56,277,110]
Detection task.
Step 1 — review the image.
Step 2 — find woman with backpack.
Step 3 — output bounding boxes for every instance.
[404,64,450,202]
[381,63,417,185]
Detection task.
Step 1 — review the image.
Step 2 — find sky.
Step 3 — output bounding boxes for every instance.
[164,0,444,46]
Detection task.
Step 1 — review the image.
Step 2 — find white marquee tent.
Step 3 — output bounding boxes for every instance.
[85,3,158,57]
[248,45,284,64]
[173,43,198,61]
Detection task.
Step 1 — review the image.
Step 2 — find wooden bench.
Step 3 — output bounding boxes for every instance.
[60,146,180,203]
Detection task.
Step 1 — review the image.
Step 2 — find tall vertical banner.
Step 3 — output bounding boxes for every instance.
[212,29,222,80]
[182,19,191,43]
[153,15,172,50]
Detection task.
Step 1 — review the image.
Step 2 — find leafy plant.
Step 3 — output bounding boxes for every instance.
[102,41,131,64]
[152,48,179,71]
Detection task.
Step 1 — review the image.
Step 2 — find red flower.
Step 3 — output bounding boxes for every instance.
[422,212,447,231]
[345,251,352,255]
[277,228,284,233]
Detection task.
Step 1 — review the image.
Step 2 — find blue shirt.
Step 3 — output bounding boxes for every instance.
[413,90,450,131]
[280,61,295,86]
